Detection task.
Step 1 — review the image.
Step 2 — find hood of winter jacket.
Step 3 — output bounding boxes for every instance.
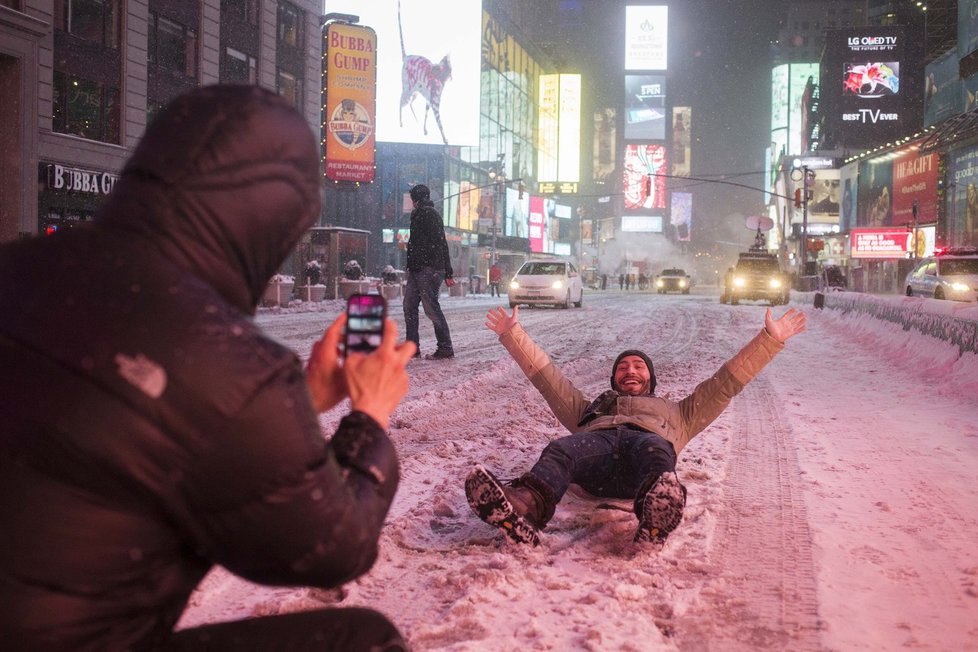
[97,85,321,314]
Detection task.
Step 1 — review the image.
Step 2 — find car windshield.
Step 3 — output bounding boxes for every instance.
[737,259,780,272]
[939,259,978,275]
[520,263,566,275]
[661,269,685,276]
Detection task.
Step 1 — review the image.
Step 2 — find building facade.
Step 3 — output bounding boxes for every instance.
[0,0,321,242]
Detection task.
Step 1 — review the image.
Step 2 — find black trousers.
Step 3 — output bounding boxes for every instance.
[162,608,407,652]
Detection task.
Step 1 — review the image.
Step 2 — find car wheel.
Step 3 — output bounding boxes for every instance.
[682,289,689,295]
[935,287,944,300]
[905,286,913,297]
[561,291,570,309]
[574,290,583,308]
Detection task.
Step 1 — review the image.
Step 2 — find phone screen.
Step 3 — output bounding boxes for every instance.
[344,294,386,357]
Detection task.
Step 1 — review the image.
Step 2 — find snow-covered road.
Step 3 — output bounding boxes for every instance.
[179,289,978,651]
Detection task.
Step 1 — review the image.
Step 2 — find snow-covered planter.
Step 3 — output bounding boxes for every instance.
[263,274,294,307]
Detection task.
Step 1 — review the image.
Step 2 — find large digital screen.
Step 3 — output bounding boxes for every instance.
[671,107,691,177]
[324,0,481,145]
[821,26,923,149]
[670,191,692,241]
[891,150,937,227]
[949,144,978,246]
[593,108,617,183]
[624,5,668,71]
[557,74,581,184]
[529,196,546,253]
[624,75,666,140]
[621,215,664,232]
[538,74,559,183]
[623,144,667,210]
[505,186,529,238]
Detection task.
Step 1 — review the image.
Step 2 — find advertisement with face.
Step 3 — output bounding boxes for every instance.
[505,186,529,239]
[857,158,893,227]
[624,5,668,71]
[949,144,978,246]
[891,150,937,227]
[924,50,963,128]
[326,0,481,145]
[624,75,666,140]
[959,0,978,59]
[788,64,819,155]
[840,162,858,232]
[623,144,667,210]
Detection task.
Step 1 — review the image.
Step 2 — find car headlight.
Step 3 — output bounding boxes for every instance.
[733,277,745,287]
[656,279,664,288]
[509,281,519,290]
[950,282,972,292]
[679,279,686,287]
[551,280,564,289]
[769,278,782,288]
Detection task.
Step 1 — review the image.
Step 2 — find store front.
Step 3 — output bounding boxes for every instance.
[37,162,119,235]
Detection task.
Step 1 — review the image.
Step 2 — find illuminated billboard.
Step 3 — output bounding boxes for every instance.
[672,107,691,177]
[770,63,818,157]
[948,144,978,246]
[324,23,377,182]
[891,150,937,227]
[624,75,666,140]
[624,5,668,71]
[623,144,667,210]
[821,27,924,149]
[850,228,913,259]
[670,191,692,241]
[325,0,481,145]
[621,215,664,232]
[505,186,529,238]
[593,108,617,183]
[538,74,581,189]
[529,196,546,253]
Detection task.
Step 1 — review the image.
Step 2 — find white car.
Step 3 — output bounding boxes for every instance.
[904,247,978,302]
[509,259,584,309]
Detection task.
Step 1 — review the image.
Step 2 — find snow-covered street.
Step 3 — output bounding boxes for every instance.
[178,289,978,651]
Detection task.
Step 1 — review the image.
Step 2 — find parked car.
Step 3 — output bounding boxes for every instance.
[904,247,978,302]
[654,268,693,294]
[729,250,789,306]
[508,259,584,309]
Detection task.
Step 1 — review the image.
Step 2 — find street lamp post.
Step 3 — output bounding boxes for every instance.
[791,163,815,281]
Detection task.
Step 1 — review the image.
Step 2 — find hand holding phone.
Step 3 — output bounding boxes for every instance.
[344,294,386,359]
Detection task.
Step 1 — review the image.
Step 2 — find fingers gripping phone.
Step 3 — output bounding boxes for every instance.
[344,294,386,358]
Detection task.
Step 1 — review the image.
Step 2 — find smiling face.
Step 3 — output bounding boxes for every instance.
[613,355,651,396]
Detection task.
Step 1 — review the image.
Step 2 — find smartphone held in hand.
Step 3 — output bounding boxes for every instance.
[344,294,386,358]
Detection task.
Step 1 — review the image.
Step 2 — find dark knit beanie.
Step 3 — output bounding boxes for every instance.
[610,349,656,394]
[409,184,430,202]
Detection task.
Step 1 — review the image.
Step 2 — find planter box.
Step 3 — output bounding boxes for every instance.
[338,279,372,299]
[380,283,402,300]
[263,281,294,307]
[297,284,327,302]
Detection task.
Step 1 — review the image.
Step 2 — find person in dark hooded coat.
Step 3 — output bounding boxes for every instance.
[465,304,807,547]
[0,86,415,651]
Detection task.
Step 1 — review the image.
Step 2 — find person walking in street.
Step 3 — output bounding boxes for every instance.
[465,304,807,547]
[489,261,503,298]
[619,273,625,290]
[404,183,455,360]
[0,85,415,651]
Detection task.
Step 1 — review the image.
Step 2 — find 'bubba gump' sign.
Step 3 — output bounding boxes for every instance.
[43,163,119,196]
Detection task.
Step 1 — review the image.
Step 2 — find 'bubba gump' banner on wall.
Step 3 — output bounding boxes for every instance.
[41,163,119,196]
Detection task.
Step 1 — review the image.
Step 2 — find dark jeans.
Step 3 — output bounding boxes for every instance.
[404,266,453,354]
[528,426,677,504]
[489,282,500,297]
[163,608,406,651]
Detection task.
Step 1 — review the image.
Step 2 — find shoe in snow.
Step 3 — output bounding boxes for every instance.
[634,472,687,544]
[465,465,540,546]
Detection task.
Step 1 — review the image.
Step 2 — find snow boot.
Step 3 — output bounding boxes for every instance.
[633,471,687,544]
[465,465,542,546]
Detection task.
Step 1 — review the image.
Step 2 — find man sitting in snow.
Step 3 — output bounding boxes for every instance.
[465,305,807,546]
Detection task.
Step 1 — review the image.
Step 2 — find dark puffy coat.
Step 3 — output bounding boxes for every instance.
[0,86,399,650]
[405,199,453,278]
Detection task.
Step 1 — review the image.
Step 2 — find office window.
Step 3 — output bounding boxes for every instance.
[278,2,302,48]
[149,13,198,78]
[221,0,258,25]
[221,46,256,83]
[55,0,120,48]
[277,70,301,108]
[52,70,120,143]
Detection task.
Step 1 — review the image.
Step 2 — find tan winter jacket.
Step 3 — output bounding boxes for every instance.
[498,323,784,455]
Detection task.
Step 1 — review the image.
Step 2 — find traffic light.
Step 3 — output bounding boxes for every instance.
[518,181,525,199]
[644,175,652,195]
[793,188,802,208]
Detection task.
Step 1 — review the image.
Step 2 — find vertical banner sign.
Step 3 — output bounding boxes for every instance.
[557,74,581,186]
[671,107,691,177]
[670,191,692,241]
[528,196,546,253]
[538,75,560,184]
[324,23,377,182]
[891,150,937,227]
